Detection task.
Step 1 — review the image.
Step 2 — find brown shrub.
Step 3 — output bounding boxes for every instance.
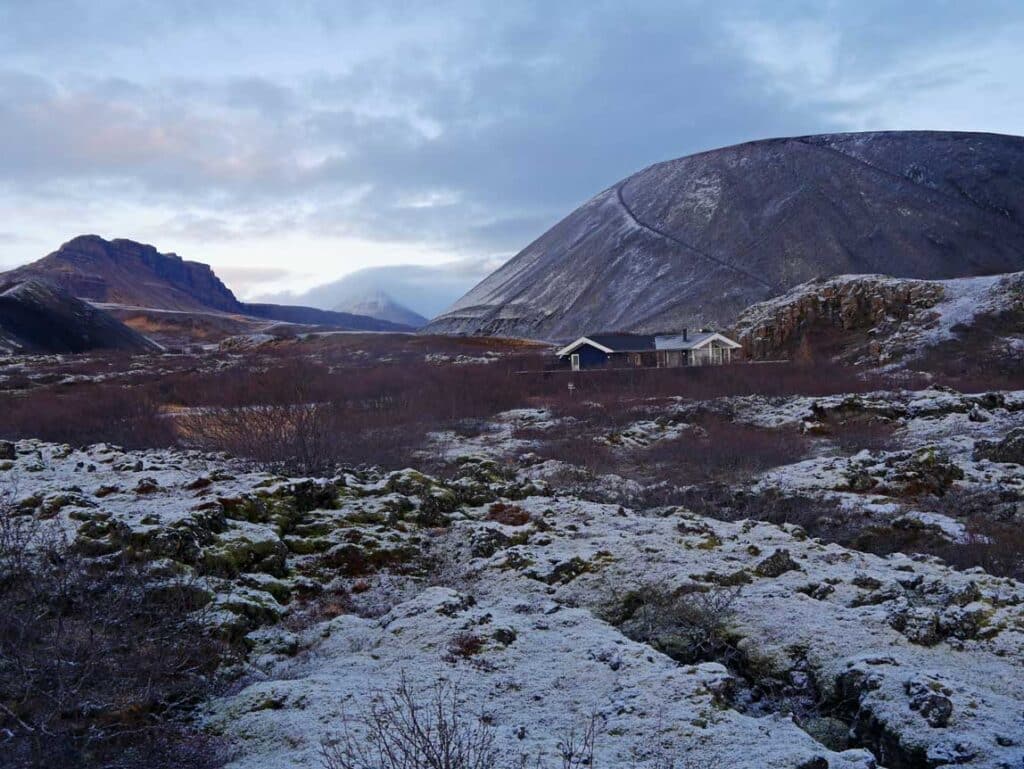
[829,419,899,454]
[446,631,486,659]
[0,502,232,769]
[642,416,810,486]
[0,384,175,449]
[935,520,1024,581]
[486,502,531,526]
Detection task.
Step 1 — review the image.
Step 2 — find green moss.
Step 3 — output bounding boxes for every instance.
[283,536,333,555]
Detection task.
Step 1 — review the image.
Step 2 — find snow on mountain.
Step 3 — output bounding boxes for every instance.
[333,289,428,328]
[425,131,1024,340]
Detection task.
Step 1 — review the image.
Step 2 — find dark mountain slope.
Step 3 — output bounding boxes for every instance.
[242,303,411,331]
[0,279,161,354]
[426,131,1024,340]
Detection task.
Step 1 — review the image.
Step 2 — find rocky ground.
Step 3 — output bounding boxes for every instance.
[3,382,1024,769]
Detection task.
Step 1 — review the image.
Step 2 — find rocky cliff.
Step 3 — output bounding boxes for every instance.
[733,272,1024,366]
[426,131,1024,340]
[6,234,243,313]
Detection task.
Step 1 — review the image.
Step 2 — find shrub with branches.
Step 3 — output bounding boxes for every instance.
[321,676,601,769]
[320,677,500,769]
[601,583,741,666]
[0,497,231,769]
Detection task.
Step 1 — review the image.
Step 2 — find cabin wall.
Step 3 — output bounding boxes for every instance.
[565,343,611,369]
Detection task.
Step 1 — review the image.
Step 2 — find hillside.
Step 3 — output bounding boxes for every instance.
[0,279,161,354]
[426,131,1024,340]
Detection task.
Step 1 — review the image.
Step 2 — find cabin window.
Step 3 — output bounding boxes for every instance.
[570,353,581,371]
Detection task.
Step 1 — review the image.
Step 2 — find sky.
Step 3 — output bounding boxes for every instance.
[2,1,1023,311]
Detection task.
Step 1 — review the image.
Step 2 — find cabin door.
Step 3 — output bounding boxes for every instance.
[570,354,581,371]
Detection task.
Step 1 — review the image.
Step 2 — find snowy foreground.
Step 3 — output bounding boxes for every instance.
[3,390,1024,769]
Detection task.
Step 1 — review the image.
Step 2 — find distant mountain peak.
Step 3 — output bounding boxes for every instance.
[334,289,428,328]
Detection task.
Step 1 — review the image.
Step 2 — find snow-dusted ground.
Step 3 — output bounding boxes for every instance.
[4,384,1024,769]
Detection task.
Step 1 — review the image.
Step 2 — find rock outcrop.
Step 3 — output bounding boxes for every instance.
[6,234,244,313]
[5,427,1024,768]
[733,271,1024,365]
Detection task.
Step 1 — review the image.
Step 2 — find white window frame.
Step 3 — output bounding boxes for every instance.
[570,353,581,371]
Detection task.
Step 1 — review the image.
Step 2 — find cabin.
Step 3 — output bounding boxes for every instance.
[556,330,741,371]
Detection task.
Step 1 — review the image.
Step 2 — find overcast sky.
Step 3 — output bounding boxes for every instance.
[2,0,1023,300]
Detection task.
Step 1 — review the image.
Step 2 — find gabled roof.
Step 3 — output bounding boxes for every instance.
[587,333,657,351]
[557,330,741,357]
[655,332,742,350]
[556,333,654,356]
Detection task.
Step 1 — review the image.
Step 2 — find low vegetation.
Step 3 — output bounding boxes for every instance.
[0,496,233,769]
[320,677,601,769]
[601,583,741,666]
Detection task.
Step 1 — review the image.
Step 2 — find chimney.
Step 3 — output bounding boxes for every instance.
[682,328,688,341]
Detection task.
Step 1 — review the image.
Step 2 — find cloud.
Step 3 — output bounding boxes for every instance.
[213,265,302,295]
[253,257,503,318]
[1,0,1023,287]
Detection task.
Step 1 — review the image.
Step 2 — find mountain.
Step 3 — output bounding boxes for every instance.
[6,235,242,313]
[254,260,498,321]
[425,131,1024,340]
[242,303,411,331]
[3,235,415,335]
[333,290,428,328]
[0,278,161,354]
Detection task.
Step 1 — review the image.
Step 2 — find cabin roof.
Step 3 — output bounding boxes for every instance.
[586,333,657,351]
[655,332,742,350]
[557,330,741,357]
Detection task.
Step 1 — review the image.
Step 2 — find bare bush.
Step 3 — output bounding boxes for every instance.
[642,416,809,486]
[555,714,598,769]
[601,583,741,666]
[320,677,500,769]
[0,384,174,449]
[322,677,603,769]
[0,498,231,769]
